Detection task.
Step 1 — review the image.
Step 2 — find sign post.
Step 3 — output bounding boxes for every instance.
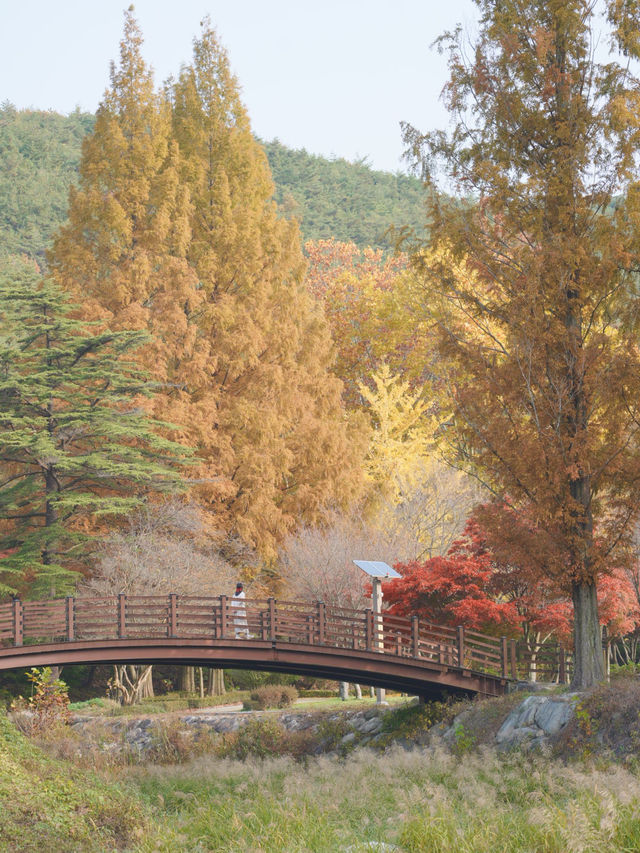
[353,560,402,705]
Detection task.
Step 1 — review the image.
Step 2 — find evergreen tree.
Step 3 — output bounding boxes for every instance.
[0,258,188,597]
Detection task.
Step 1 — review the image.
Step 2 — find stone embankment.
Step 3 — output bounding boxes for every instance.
[68,705,387,756]
[64,687,580,757]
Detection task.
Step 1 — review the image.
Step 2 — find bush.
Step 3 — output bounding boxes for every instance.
[216,717,313,761]
[11,667,71,735]
[250,685,298,709]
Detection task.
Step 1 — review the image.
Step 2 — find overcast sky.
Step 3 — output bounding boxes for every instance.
[0,0,478,174]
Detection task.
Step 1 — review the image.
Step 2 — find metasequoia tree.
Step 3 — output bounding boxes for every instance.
[0,259,187,597]
[169,20,362,557]
[48,9,208,450]
[51,12,362,561]
[403,0,640,687]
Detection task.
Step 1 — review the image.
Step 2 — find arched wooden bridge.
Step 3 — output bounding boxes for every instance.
[0,595,519,699]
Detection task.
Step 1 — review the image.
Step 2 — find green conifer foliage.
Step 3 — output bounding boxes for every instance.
[0,259,188,597]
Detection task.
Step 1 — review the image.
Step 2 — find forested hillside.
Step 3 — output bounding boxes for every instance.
[0,104,424,262]
[263,139,426,248]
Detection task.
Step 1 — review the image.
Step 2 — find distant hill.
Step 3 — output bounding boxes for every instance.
[0,106,94,262]
[263,139,427,250]
[0,105,426,262]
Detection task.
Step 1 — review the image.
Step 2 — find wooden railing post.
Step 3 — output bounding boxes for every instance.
[307,614,314,645]
[365,608,374,651]
[117,594,127,639]
[12,598,22,647]
[317,601,326,644]
[219,595,227,639]
[456,626,465,668]
[168,594,178,638]
[268,597,276,641]
[500,636,508,678]
[438,643,446,665]
[559,646,567,685]
[396,631,402,656]
[602,625,610,680]
[65,596,75,642]
[509,639,517,679]
[412,616,420,658]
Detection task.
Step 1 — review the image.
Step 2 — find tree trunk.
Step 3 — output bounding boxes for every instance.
[571,581,604,688]
[198,667,204,699]
[207,668,225,696]
[180,666,195,693]
[136,665,154,699]
[111,664,154,705]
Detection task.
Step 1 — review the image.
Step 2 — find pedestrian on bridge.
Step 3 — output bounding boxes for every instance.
[232,582,250,639]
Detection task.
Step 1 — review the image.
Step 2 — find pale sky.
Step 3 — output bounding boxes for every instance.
[0,0,478,174]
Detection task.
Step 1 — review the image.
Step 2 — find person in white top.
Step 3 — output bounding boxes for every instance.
[231,582,249,639]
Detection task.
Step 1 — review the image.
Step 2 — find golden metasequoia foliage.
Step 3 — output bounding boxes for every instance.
[49,11,205,439]
[403,0,640,686]
[49,12,363,560]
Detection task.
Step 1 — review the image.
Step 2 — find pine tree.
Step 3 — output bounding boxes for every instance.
[0,258,188,597]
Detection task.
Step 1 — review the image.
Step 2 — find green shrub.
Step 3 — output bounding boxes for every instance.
[216,717,313,761]
[250,684,298,709]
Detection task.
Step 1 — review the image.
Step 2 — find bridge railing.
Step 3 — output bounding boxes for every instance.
[0,594,518,679]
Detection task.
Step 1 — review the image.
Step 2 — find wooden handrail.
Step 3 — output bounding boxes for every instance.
[1,594,520,679]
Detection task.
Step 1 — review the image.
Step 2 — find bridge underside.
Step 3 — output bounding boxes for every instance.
[0,637,507,700]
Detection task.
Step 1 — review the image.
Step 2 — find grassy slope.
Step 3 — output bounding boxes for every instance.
[5,686,640,852]
[128,745,640,853]
[0,712,159,852]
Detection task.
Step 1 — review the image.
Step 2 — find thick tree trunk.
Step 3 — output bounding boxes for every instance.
[207,668,225,696]
[180,666,195,693]
[571,581,604,689]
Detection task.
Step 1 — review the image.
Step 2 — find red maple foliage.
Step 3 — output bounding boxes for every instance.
[386,507,640,647]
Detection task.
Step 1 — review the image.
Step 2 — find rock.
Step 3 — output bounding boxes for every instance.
[534,698,575,736]
[495,693,578,748]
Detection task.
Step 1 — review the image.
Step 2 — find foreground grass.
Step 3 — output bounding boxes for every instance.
[0,712,160,851]
[124,745,640,853]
